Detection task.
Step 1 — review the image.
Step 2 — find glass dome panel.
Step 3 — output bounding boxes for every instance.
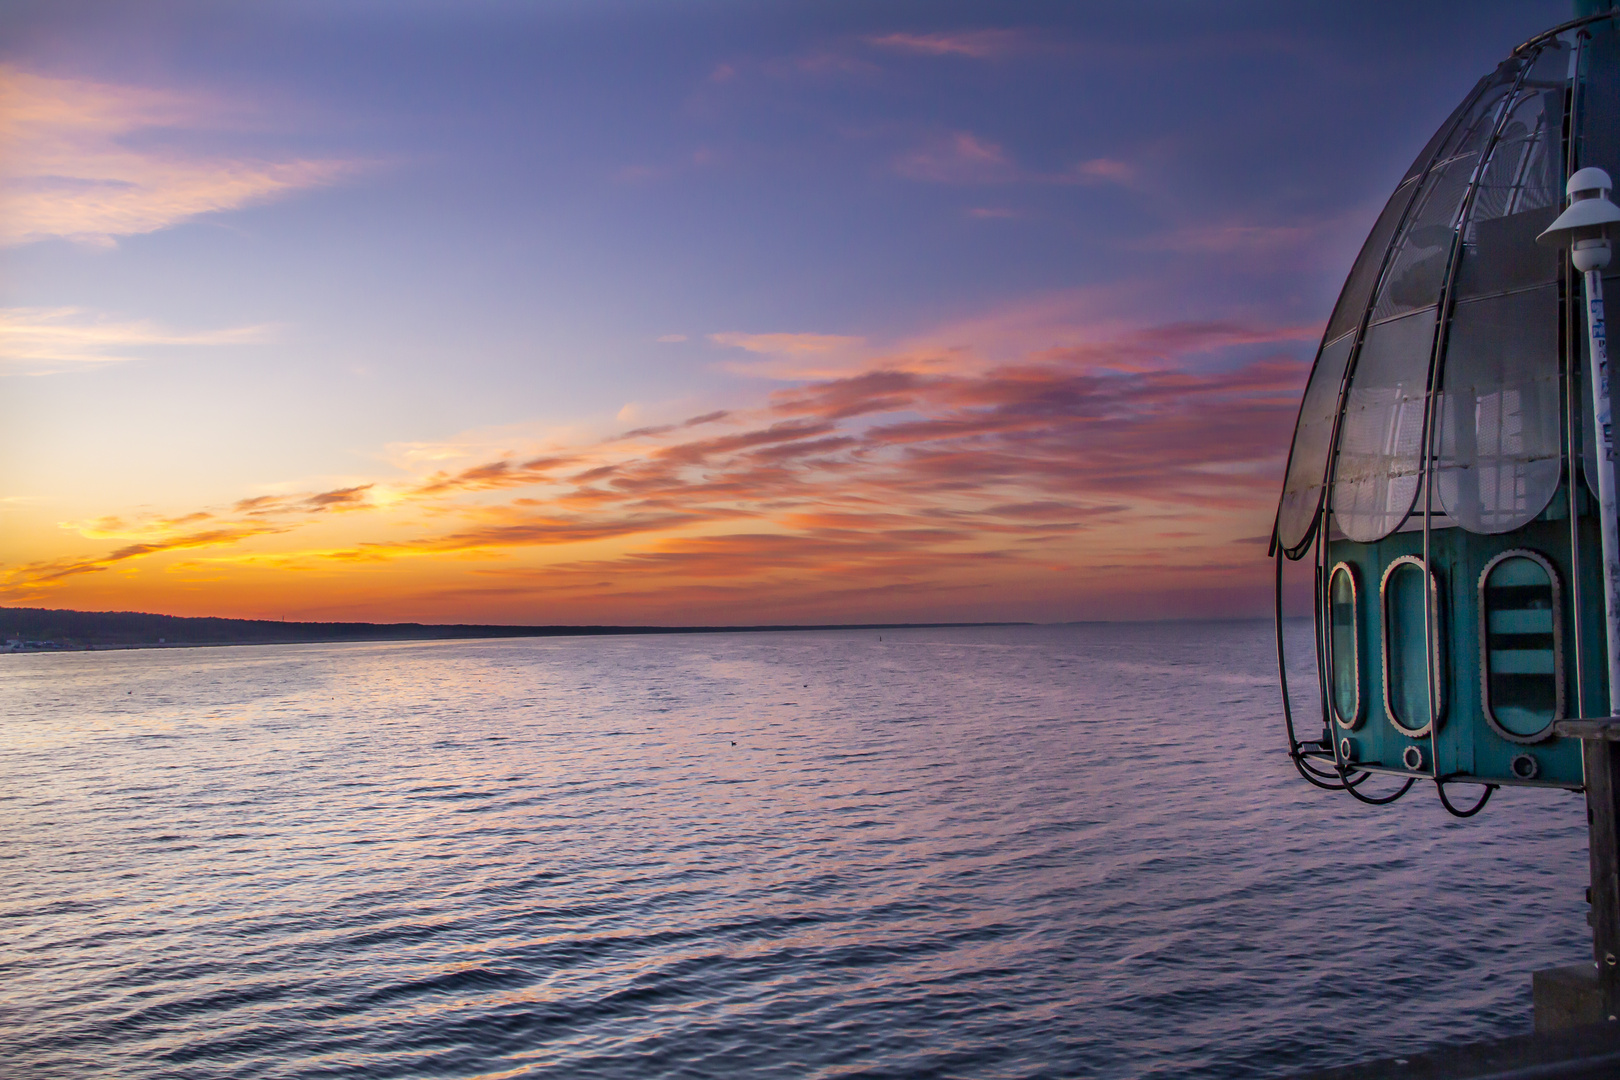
[1272,56,1537,554]
[1451,207,1561,297]
[1467,51,1566,206]
[1452,46,1567,299]
[1370,164,1472,322]
[1435,287,1562,532]
[1368,63,1523,326]
[1275,332,1354,554]
[1326,65,1523,544]
[1581,20,1620,184]
[1332,308,1435,541]
[1433,44,1568,535]
[1323,179,1421,346]
[1402,76,1491,184]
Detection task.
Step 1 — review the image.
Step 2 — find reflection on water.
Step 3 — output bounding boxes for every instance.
[0,623,1590,1078]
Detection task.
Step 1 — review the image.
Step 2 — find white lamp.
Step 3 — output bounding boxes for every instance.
[1538,167,1620,266]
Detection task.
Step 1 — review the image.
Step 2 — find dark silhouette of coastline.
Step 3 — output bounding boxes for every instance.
[0,606,1028,651]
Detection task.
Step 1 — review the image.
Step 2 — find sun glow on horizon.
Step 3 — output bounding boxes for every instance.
[1,1,1564,625]
[3,306,1308,623]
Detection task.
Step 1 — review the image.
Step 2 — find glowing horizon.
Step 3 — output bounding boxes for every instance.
[0,1,1571,625]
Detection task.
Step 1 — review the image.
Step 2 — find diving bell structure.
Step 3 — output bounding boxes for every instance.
[1273,10,1620,803]
[1269,2,1620,1030]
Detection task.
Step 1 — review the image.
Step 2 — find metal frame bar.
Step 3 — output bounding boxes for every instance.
[1278,552,1369,791]
[1514,11,1620,57]
[1418,48,1539,783]
[1566,30,1590,734]
[1296,749,1579,791]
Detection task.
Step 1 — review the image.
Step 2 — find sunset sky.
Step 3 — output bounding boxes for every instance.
[0,0,1574,625]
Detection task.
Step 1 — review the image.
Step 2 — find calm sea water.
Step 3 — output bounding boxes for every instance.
[0,622,1593,1079]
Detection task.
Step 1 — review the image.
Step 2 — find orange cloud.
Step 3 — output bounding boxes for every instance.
[415,458,575,498]
[4,522,286,588]
[6,310,1311,622]
[302,485,374,511]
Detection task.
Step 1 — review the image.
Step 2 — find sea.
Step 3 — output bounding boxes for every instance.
[0,621,1594,1079]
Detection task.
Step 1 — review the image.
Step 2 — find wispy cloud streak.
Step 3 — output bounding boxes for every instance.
[0,65,355,245]
[864,30,1033,59]
[0,307,271,374]
[2,311,1311,619]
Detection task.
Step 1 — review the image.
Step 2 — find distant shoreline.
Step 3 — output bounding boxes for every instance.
[0,606,1033,654]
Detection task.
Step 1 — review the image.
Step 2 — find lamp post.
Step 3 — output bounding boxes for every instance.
[1541,167,1620,713]
[1541,167,1620,1019]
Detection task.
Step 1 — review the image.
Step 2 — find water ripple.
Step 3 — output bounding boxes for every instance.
[0,623,1593,1078]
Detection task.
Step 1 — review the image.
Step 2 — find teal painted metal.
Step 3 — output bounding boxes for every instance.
[1323,508,1592,788]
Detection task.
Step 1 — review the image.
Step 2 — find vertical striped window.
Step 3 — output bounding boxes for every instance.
[1382,556,1444,736]
[1479,550,1561,743]
[1329,564,1361,727]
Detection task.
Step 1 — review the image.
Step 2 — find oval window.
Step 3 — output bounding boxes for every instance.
[1382,556,1444,736]
[1329,563,1361,728]
[1478,550,1561,743]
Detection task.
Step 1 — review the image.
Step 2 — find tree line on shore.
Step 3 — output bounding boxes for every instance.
[0,607,1018,648]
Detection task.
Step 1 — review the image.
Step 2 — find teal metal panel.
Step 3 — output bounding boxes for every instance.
[1326,492,1589,788]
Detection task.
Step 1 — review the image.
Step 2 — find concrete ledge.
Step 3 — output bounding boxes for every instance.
[1554,718,1620,741]
[1294,1020,1620,1079]
[1534,964,1609,1033]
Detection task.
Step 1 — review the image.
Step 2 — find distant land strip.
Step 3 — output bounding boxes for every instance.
[0,607,1031,651]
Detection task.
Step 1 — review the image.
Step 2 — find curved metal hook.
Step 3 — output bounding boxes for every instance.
[1342,772,1417,806]
[1292,753,1362,791]
[1277,546,1409,801]
[1435,779,1496,818]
